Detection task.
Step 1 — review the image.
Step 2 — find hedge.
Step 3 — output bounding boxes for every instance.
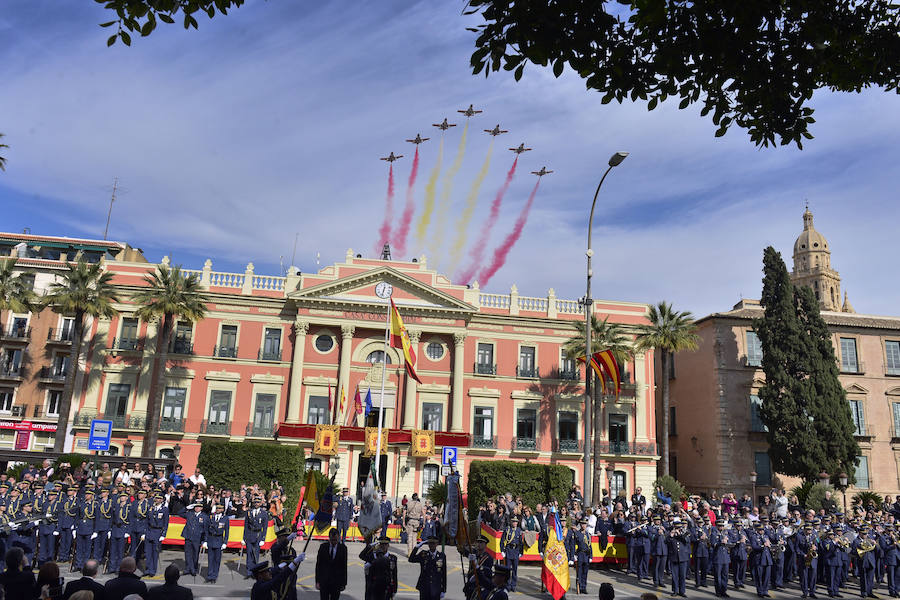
[467,460,574,513]
[197,441,305,516]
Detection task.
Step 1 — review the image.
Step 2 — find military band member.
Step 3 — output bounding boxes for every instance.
[129,488,149,558]
[634,515,651,580]
[797,522,819,599]
[710,519,731,598]
[13,500,38,566]
[748,519,774,598]
[204,502,230,583]
[92,487,113,562]
[73,488,97,570]
[649,515,668,588]
[693,515,712,588]
[464,535,494,600]
[181,501,206,577]
[37,488,59,566]
[360,534,398,600]
[822,528,843,598]
[854,523,878,598]
[109,493,131,574]
[0,500,8,572]
[244,496,268,576]
[566,517,592,595]
[668,518,691,598]
[729,518,749,590]
[769,517,787,590]
[145,491,169,577]
[500,515,524,592]
[410,535,446,600]
[336,488,354,544]
[882,524,900,598]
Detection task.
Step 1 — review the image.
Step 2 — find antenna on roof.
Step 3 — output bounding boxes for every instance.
[316,252,320,268]
[291,232,299,267]
[103,177,118,240]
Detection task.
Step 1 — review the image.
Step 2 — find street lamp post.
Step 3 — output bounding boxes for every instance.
[839,472,849,514]
[750,471,757,506]
[583,151,629,506]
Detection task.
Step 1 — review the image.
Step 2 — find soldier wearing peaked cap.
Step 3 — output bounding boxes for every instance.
[336,487,353,544]
[485,564,511,600]
[73,488,96,570]
[181,501,206,577]
[145,491,169,577]
[361,534,398,600]
[244,495,269,577]
[92,486,113,562]
[500,515,524,592]
[410,535,446,600]
[36,487,60,566]
[205,502,230,583]
[464,535,493,600]
[566,517,592,594]
[108,492,131,574]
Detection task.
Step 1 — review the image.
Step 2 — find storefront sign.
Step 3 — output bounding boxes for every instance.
[0,420,58,432]
[14,430,30,450]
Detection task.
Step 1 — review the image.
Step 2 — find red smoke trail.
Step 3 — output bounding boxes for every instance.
[375,164,395,255]
[393,147,419,257]
[477,179,540,287]
[456,157,518,284]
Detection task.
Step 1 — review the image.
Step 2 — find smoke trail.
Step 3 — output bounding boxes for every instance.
[413,137,444,252]
[429,120,469,270]
[375,164,395,255]
[446,139,495,273]
[455,157,518,284]
[477,179,541,287]
[393,146,420,258]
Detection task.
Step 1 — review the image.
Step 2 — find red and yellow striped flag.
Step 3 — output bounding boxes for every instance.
[541,511,570,600]
[389,299,422,383]
[593,350,621,397]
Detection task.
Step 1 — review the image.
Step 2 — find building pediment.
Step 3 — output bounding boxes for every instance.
[288,266,476,317]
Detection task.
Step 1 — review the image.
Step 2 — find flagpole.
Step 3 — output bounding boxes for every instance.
[374,298,390,491]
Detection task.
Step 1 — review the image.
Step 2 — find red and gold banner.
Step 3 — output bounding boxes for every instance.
[364,427,389,456]
[161,517,277,549]
[480,523,626,564]
[410,429,434,457]
[314,424,340,456]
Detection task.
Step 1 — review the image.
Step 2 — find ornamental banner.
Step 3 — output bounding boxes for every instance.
[410,429,434,457]
[363,427,389,456]
[314,424,340,456]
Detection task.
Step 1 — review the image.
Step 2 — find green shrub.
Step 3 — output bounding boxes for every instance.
[804,483,834,511]
[425,481,447,509]
[4,462,28,481]
[791,481,815,508]
[852,491,883,510]
[467,460,574,512]
[654,475,686,503]
[197,441,305,515]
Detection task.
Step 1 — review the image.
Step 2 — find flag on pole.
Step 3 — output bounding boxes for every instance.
[349,386,363,425]
[292,471,313,526]
[358,471,381,538]
[305,471,319,514]
[364,388,373,417]
[328,383,334,414]
[389,299,422,383]
[576,355,607,395]
[313,474,336,533]
[592,350,621,397]
[338,387,347,423]
[541,510,571,600]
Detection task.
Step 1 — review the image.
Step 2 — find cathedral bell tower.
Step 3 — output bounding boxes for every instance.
[790,207,850,312]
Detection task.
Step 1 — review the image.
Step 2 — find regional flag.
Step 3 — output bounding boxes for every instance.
[348,386,363,425]
[364,389,373,417]
[338,387,347,423]
[389,299,422,383]
[541,510,571,600]
[313,475,336,533]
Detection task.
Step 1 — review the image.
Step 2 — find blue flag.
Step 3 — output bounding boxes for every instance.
[364,389,373,417]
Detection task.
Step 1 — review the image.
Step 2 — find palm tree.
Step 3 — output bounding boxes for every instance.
[634,301,700,476]
[0,258,34,315]
[43,259,119,452]
[563,315,632,499]
[0,133,8,171]
[133,265,207,459]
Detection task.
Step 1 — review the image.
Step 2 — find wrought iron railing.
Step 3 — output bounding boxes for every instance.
[558,370,579,381]
[246,423,275,437]
[112,337,142,351]
[201,419,231,435]
[596,441,659,456]
[474,362,496,375]
[554,439,583,453]
[214,346,237,358]
[258,348,282,362]
[74,412,147,430]
[471,435,497,449]
[1,326,31,340]
[170,340,194,355]
[39,367,67,382]
[47,328,74,343]
[512,436,539,451]
[159,419,185,432]
[0,365,23,378]
[516,366,540,379]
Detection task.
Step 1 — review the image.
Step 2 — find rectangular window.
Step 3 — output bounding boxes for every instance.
[120,317,139,349]
[46,390,61,416]
[307,396,330,425]
[60,318,75,341]
[558,411,578,441]
[887,341,900,375]
[52,353,70,377]
[10,316,28,337]
[207,390,231,434]
[0,389,13,413]
[262,328,282,361]
[2,349,23,375]
[754,452,772,486]
[849,399,866,436]
[609,471,626,498]
[105,383,131,419]
[893,402,900,436]
[422,464,439,495]
[750,395,768,432]
[516,408,536,440]
[218,325,238,357]
[172,323,193,354]
[669,406,677,436]
[560,350,576,379]
[840,337,859,373]
[253,393,276,433]
[746,331,763,367]
[518,346,536,377]
[856,456,870,489]
[162,387,186,424]
[422,403,443,431]
[476,343,494,374]
[609,413,628,453]
[473,406,494,442]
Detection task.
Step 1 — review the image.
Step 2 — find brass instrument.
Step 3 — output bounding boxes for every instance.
[805,544,818,567]
[835,536,851,549]
[857,537,877,556]
[626,522,649,534]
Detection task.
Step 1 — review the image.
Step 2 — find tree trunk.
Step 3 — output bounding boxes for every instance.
[592,371,604,503]
[54,310,85,453]
[660,350,670,476]
[142,313,173,459]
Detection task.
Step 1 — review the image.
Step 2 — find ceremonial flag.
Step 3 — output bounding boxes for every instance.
[541,510,570,600]
[328,383,334,413]
[576,355,607,395]
[446,473,461,538]
[389,299,422,383]
[313,474,336,533]
[338,387,347,423]
[305,471,319,513]
[348,386,363,425]
[292,471,313,526]
[358,471,381,538]
[364,388,373,417]
[593,350,621,397]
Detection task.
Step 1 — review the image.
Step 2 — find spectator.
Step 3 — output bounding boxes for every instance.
[167,466,184,488]
[822,490,838,514]
[35,561,65,600]
[146,564,193,600]
[188,468,206,488]
[104,557,147,600]
[130,463,145,482]
[114,463,130,485]
[655,487,672,506]
[721,493,738,515]
[773,488,789,518]
[0,547,36,600]
[23,463,39,479]
[63,559,106,600]
[39,459,55,480]
[599,582,615,600]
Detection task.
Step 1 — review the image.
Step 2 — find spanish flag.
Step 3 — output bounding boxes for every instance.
[576,355,607,395]
[541,510,570,600]
[593,350,621,397]
[389,299,422,383]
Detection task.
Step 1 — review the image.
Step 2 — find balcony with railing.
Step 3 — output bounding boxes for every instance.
[46,328,74,344]
[596,440,660,456]
[32,406,59,419]
[201,419,231,435]
[0,364,23,380]
[474,362,496,375]
[558,369,579,381]
[516,366,540,379]
[246,423,276,437]
[39,367,67,384]
[170,340,194,355]
[10,405,27,418]
[159,418,185,433]
[111,337,143,352]
[0,325,31,341]
[73,411,147,430]
[511,436,540,452]
[258,348,283,362]
[554,439,583,453]
[471,435,498,449]
[214,346,237,359]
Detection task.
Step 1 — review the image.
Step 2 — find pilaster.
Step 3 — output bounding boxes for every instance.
[286,319,309,423]
[451,332,466,432]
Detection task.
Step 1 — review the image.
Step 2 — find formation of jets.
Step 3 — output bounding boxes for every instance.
[509,143,531,154]
[432,118,456,131]
[380,152,403,163]
[406,133,429,145]
[484,124,508,137]
[531,166,553,177]
[458,104,483,118]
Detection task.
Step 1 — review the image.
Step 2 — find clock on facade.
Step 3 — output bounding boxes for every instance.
[375,282,393,299]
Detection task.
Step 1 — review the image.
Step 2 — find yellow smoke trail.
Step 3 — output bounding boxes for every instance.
[413,136,444,250]
[429,120,469,271]
[447,139,494,274]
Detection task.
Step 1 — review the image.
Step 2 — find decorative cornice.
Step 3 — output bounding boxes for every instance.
[205,370,241,382]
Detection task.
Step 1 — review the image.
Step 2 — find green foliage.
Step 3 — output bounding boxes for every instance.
[467,460,573,512]
[97,0,246,46]
[653,475,686,503]
[425,481,448,508]
[0,259,35,313]
[791,481,815,509]
[198,441,304,513]
[4,463,28,481]
[303,468,332,502]
[804,483,834,512]
[852,491,884,510]
[466,0,900,148]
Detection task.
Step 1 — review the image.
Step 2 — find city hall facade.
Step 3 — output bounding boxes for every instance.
[1,232,659,499]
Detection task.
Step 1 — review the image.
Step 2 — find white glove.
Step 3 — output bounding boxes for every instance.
[141,534,145,541]
[202,542,208,549]
[107,532,111,538]
[159,536,164,542]
[72,530,76,538]
[568,560,574,566]
[468,553,476,561]
[125,533,130,540]
[259,540,264,547]
[91,532,98,539]
[295,552,306,564]
[241,540,246,547]
[53,531,60,536]
[417,540,426,548]
[501,552,505,559]
[9,523,17,530]
[33,520,40,526]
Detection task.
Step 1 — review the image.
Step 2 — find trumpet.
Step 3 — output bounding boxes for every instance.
[835,536,851,549]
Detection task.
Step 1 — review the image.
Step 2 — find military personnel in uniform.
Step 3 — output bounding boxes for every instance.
[405,493,424,555]
[13,500,38,566]
[484,564,511,600]
[635,515,651,580]
[797,522,819,599]
[336,488,354,544]
[692,514,712,588]
[464,535,494,600]
[109,492,131,574]
[92,487,113,562]
[244,496,269,576]
[650,515,669,588]
[181,501,206,577]
[729,518,749,590]
[668,519,691,598]
[204,502,230,583]
[145,491,169,577]
[565,517,591,594]
[360,534,398,600]
[74,488,97,570]
[37,488,59,566]
[58,486,78,563]
[129,488,149,558]
[710,519,732,598]
[380,492,393,536]
[0,499,9,571]
[748,520,774,598]
[882,523,899,599]
[853,523,877,598]
[421,511,440,542]
[500,515,524,592]
[410,535,446,600]
[270,526,298,566]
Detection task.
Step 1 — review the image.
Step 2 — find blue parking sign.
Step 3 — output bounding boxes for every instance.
[88,419,113,452]
[442,446,457,466]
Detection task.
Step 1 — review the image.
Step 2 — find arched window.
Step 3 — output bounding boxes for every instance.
[422,464,439,495]
[159,448,175,459]
[366,350,392,364]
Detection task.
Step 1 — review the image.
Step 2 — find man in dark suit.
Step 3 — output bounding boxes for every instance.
[316,528,348,600]
[147,563,193,600]
[104,556,148,600]
[409,536,446,600]
[64,559,107,600]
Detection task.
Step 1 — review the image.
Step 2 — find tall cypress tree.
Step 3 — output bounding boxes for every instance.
[754,247,824,479]
[795,285,860,482]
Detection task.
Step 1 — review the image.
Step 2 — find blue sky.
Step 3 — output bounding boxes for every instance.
[2,1,898,317]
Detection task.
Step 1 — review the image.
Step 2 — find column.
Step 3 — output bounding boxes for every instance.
[286,319,309,423]
[338,325,355,416]
[403,330,420,428]
[451,333,466,432]
[633,352,649,442]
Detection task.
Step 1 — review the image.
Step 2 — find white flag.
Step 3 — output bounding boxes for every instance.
[358,472,382,538]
